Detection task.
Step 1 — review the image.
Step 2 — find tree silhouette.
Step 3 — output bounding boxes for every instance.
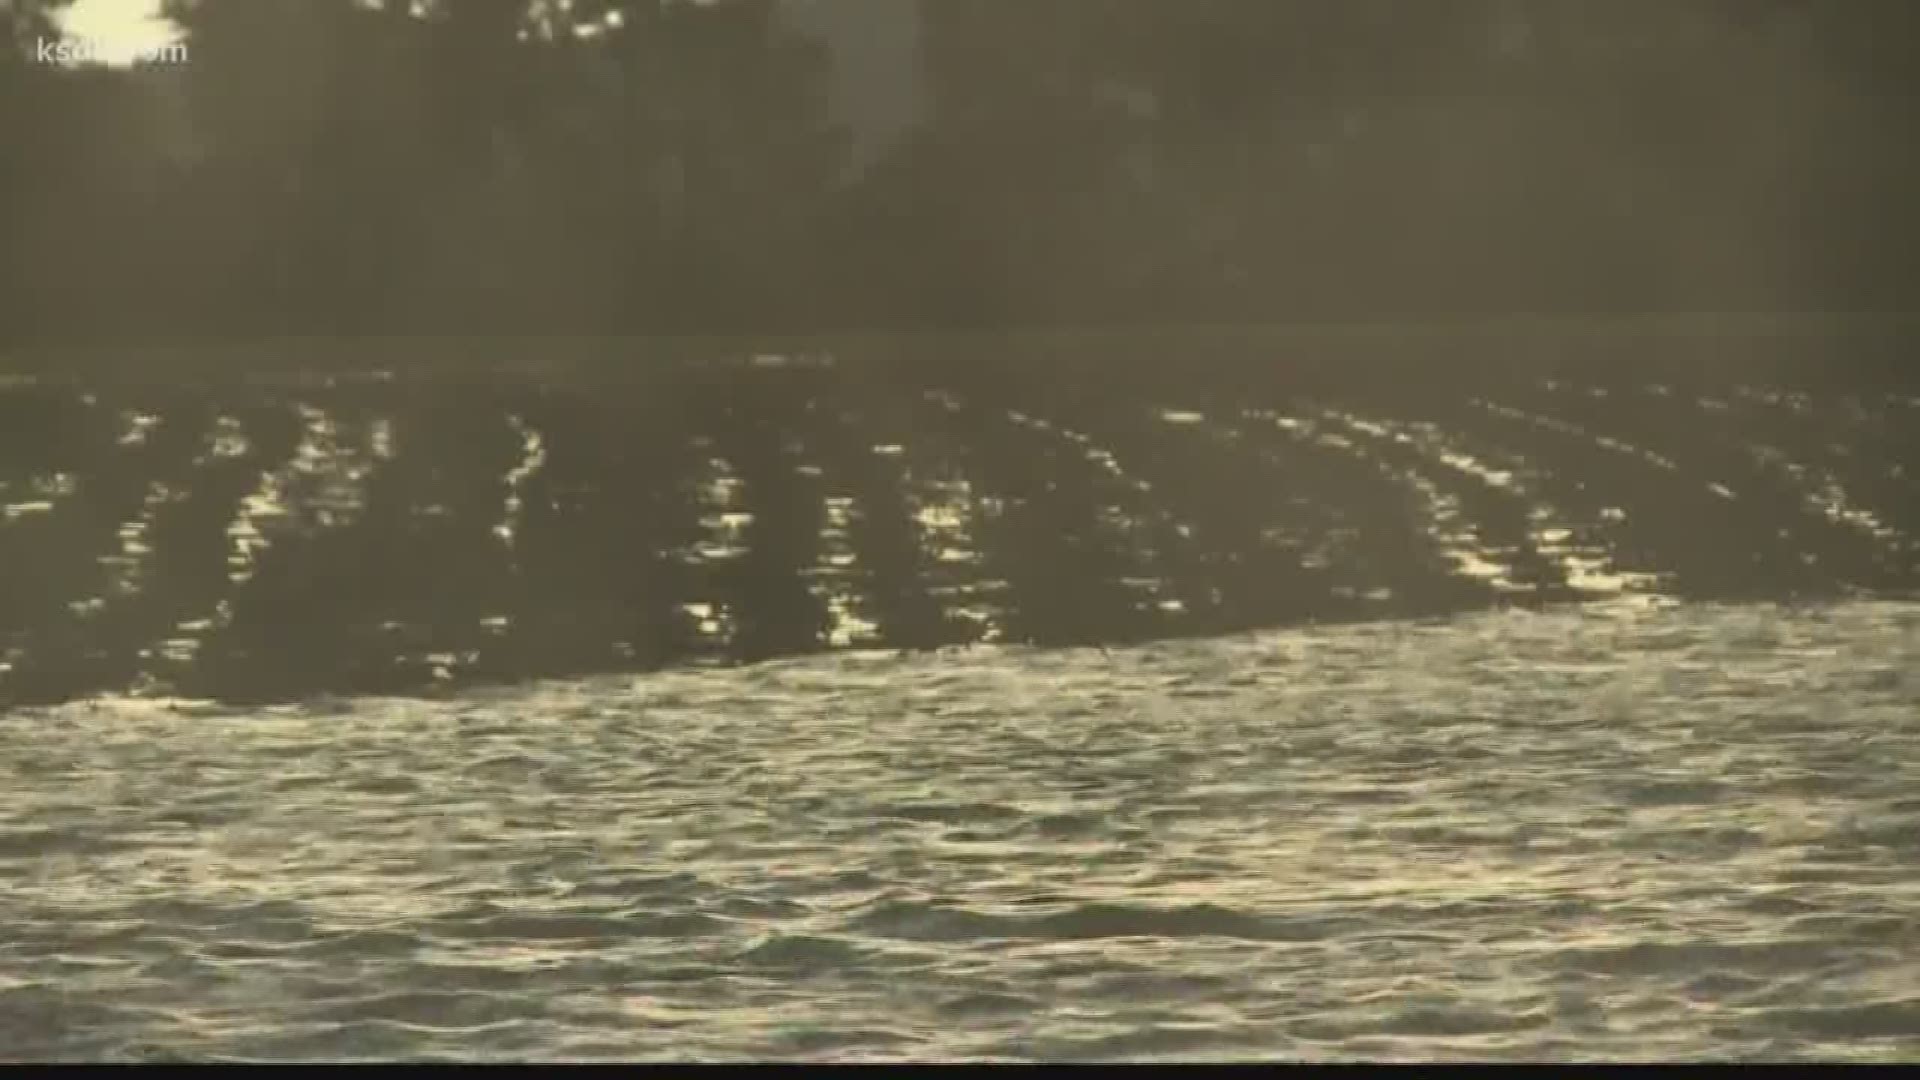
[0,0,1914,347]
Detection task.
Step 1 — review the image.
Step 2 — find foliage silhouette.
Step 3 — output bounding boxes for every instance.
[1,0,1916,344]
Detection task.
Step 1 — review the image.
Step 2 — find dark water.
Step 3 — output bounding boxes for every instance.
[1,351,1915,705]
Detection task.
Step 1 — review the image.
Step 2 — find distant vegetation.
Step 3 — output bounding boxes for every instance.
[2,0,1916,345]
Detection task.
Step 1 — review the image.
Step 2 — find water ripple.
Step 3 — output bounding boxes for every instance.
[0,599,1915,1061]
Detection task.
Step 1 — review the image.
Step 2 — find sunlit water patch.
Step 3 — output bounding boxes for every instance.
[1474,398,1683,475]
[912,394,1014,642]
[182,407,380,655]
[1242,408,1457,605]
[1,472,77,522]
[1390,418,1659,599]
[1743,443,1901,548]
[676,445,747,651]
[493,416,548,553]
[285,405,382,532]
[1000,409,1181,617]
[1,599,1914,1062]
[809,491,881,650]
[1319,410,1526,593]
[909,469,1003,643]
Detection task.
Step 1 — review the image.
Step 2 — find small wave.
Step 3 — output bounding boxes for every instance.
[291,928,427,959]
[843,901,1017,943]
[1031,902,1332,943]
[1765,999,1920,1041]
[564,871,706,901]
[3,597,1915,1060]
[1028,1022,1271,1061]
[936,990,1039,1019]
[769,1025,925,1056]
[433,908,728,943]
[1547,938,1842,978]
[307,989,530,1031]
[1616,778,1729,807]
[734,933,868,970]
[870,801,1024,827]
[847,900,1336,945]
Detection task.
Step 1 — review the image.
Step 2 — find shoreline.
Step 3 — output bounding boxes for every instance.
[5,313,1918,380]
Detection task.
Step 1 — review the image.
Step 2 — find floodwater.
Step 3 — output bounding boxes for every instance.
[3,369,1916,703]
[4,598,1915,1062]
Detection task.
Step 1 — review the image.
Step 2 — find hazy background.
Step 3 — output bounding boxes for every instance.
[2,0,1916,346]
[2,9,1918,1063]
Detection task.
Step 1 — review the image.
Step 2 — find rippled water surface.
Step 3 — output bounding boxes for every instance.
[4,599,1917,1062]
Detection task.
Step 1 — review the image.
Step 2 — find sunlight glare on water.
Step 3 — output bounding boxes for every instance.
[0,600,1916,1062]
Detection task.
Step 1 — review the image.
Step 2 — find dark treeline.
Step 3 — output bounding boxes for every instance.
[2,0,1917,345]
